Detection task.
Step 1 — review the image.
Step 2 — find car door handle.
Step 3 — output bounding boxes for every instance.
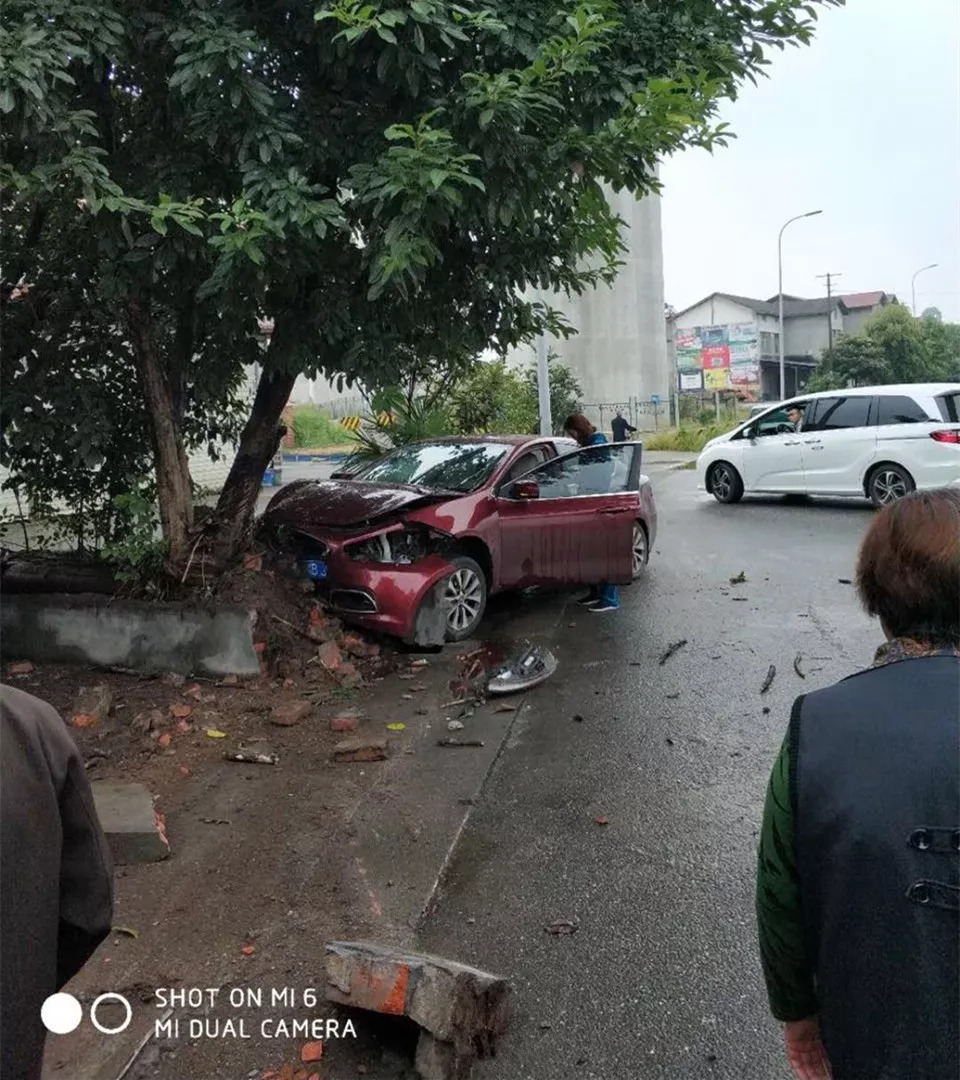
[803,438,821,444]
[598,508,624,515]
[783,440,800,446]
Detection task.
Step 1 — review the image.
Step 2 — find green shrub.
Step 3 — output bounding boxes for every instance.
[644,424,732,453]
[291,406,355,448]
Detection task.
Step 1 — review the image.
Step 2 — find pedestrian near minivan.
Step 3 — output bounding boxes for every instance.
[563,413,620,613]
[610,410,637,442]
[756,489,960,1080]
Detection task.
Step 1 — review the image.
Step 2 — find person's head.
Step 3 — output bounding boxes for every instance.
[563,413,596,446]
[856,489,960,646]
[615,410,623,419]
[786,406,803,425]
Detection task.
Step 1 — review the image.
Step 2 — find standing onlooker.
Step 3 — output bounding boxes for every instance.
[1,685,114,1080]
[610,410,637,443]
[563,413,620,612]
[756,489,960,1080]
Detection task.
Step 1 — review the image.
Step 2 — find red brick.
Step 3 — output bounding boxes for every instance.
[319,641,342,672]
[301,1041,323,1063]
[332,738,388,763]
[7,661,34,676]
[271,699,313,727]
[329,712,361,733]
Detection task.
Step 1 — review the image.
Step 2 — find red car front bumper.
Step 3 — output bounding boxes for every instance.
[316,553,455,642]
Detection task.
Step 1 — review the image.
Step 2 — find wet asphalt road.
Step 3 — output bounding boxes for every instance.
[416,466,881,1080]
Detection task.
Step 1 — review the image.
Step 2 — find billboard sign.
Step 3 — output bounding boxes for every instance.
[675,322,760,392]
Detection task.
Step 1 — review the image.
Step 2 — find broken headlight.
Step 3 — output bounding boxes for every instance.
[346,526,450,565]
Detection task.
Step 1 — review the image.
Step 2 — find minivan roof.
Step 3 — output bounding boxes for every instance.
[786,382,959,402]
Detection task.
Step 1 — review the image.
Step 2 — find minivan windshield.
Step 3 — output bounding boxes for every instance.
[356,442,510,493]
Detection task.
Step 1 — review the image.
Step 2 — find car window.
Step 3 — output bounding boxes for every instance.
[358,442,509,492]
[511,444,637,499]
[935,392,960,422]
[875,395,932,425]
[502,448,548,482]
[752,409,793,436]
[805,396,873,431]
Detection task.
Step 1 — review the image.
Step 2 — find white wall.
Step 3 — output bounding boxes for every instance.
[673,296,757,331]
[508,184,669,421]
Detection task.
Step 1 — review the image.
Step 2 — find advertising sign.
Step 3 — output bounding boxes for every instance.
[674,322,760,392]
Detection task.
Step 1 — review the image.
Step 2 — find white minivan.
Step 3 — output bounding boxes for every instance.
[697,383,960,507]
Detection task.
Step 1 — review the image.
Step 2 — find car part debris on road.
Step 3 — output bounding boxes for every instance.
[658,639,688,665]
[224,750,279,765]
[760,665,777,694]
[437,738,484,748]
[487,643,557,695]
[544,919,579,936]
[794,653,806,679]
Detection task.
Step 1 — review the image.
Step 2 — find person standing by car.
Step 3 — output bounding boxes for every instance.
[1,685,114,1080]
[610,410,637,442]
[563,413,620,613]
[756,489,960,1080]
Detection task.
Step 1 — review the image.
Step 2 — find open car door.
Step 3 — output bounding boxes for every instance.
[495,443,642,588]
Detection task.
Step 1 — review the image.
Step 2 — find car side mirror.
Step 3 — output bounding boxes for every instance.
[510,480,540,500]
[744,425,757,441]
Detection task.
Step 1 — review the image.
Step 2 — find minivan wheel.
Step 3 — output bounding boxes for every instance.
[442,556,488,641]
[868,464,915,508]
[709,462,744,504]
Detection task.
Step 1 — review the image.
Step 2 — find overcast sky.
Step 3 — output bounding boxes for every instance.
[659,0,960,321]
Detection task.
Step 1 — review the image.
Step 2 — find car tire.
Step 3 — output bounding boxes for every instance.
[631,521,649,580]
[709,461,744,504]
[442,556,488,641]
[867,463,915,508]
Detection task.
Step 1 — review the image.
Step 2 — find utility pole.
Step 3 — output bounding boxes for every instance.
[815,271,842,351]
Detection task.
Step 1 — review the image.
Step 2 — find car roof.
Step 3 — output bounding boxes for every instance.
[788,382,959,403]
[416,435,541,446]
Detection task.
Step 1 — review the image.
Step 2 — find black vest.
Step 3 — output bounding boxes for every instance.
[792,654,960,1080]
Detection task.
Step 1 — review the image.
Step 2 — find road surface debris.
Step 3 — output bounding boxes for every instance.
[760,665,777,695]
[658,639,688,666]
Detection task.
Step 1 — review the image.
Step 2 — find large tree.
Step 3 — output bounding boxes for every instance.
[2,0,841,575]
[808,304,960,391]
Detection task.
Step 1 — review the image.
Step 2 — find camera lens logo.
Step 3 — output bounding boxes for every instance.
[41,992,132,1036]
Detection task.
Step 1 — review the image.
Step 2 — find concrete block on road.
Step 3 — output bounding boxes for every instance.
[324,941,509,1065]
[92,782,170,864]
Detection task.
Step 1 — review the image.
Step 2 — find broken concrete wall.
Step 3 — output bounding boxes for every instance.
[0,593,260,677]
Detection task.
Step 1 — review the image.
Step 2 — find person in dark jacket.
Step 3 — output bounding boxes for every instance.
[1,685,114,1080]
[563,413,620,612]
[756,489,960,1080]
[610,410,637,442]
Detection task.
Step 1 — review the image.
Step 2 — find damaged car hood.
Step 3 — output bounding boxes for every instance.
[264,479,454,530]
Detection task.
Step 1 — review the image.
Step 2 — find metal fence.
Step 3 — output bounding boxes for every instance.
[582,398,669,434]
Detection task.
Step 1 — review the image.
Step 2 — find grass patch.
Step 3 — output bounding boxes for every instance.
[676,459,697,470]
[645,424,732,453]
[291,406,355,448]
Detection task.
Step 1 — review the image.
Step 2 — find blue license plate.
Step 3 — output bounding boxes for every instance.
[304,559,328,581]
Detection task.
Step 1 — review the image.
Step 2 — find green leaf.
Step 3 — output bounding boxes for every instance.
[375,25,398,44]
[479,107,494,128]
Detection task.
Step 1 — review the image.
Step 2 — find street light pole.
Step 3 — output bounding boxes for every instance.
[778,209,822,400]
[910,263,938,315]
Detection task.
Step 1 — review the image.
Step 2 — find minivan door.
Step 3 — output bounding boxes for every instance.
[801,395,877,495]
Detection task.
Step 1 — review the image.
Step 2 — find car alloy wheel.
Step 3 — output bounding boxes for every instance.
[445,565,485,637]
[709,462,744,504]
[632,522,648,579]
[871,467,911,507]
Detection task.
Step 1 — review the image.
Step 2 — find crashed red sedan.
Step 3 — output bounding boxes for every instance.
[263,436,657,645]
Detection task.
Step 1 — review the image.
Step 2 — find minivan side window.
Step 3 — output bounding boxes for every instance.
[805,396,872,431]
[936,392,960,422]
[875,395,931,425]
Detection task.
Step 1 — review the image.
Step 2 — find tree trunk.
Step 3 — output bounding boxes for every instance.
[212,362,297,566]
[125,299,194,570]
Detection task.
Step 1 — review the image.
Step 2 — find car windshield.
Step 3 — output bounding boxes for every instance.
[356,442,510,493]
